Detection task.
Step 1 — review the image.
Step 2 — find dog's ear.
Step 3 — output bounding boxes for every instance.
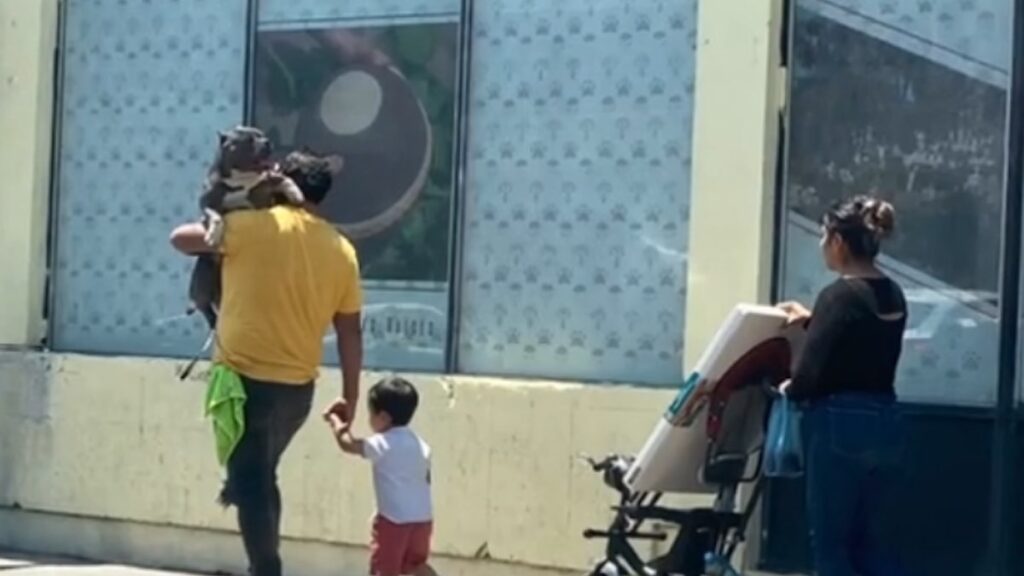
[324,154,345,175]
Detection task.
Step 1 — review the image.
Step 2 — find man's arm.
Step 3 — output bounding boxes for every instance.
[333,311,363,423]
[169,222,214,255]
[322,241,364,425]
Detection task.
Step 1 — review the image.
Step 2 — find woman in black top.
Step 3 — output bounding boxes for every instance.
[777,196,907,576]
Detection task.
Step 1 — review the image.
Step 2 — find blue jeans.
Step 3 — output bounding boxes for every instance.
[805,393,907,576]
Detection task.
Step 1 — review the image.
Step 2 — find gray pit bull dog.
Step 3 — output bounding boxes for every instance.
[188,126,304,330]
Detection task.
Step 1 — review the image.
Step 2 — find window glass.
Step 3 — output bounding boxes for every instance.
[781,0,1012,406]
[457,0,698,384]
[254,0,463,371]
[51,0,250,356]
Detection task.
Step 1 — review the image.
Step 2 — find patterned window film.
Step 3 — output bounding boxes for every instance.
[50,0,699,386]
[51,0,250,357]
[457,0,698,385]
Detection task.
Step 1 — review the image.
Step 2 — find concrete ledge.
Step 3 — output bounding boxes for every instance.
[0,351,686,572]
[0,507,575,576]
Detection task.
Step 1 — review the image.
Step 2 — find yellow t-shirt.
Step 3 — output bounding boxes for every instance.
[214,206,362,384]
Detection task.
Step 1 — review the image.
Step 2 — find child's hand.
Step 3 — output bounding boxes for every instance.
[326,413,364,456]
[322,397,353,427]
[326,412,350,437]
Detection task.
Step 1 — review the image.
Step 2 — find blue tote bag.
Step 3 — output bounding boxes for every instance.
[764,395,805,478]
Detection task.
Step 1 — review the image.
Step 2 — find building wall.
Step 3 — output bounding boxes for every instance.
[0,1,783,574]
[0,0,55,347]
[0,351,682,574]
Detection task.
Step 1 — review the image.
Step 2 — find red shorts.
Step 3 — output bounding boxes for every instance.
[370,515,433,576]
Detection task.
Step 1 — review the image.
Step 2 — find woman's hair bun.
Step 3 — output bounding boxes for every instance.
[863,198,895,239]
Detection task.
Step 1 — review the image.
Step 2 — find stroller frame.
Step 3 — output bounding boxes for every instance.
[582,382,775,576]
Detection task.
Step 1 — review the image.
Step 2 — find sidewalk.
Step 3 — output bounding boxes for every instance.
[0,552,204,575]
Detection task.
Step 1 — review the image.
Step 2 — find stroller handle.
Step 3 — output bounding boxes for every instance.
[577,453,634,496]
[577,453,611,471]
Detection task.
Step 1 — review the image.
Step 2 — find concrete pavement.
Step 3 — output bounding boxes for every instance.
[0,552,204,575]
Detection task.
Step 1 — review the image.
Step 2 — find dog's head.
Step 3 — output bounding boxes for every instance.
[215,126,273,175]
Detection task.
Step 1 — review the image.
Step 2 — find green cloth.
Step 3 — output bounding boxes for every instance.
[205,364,247,466]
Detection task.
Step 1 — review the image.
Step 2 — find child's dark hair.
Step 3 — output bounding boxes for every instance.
[822,195,896,261]
[368,377,419,426]
[280,150,334,205]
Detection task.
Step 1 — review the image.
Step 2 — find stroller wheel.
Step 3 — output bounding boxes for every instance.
[586,560,660,576]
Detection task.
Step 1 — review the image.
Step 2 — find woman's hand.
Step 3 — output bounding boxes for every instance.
[776,301,812,326]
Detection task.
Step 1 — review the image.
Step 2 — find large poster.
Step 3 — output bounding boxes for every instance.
[252,21,459,370]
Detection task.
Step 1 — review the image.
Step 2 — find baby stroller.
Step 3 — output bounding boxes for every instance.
[581,305,798,576]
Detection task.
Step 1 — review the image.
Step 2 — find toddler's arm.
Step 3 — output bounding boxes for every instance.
[326,413,364,456]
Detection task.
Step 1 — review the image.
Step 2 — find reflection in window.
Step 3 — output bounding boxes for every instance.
[781,0,1011,406]
[253,3,461,371]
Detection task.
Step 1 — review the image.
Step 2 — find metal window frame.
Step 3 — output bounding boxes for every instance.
[989,0,1024,570]
[443,0,475,372]
[43,0,69,351]
[242,0,257,122]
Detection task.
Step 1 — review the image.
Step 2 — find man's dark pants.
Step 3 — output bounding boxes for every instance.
[220,376,314,576]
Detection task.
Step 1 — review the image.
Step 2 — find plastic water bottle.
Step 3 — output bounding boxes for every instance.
[704,552,741,576]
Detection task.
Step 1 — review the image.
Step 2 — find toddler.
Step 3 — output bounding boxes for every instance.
[326,377,436,576]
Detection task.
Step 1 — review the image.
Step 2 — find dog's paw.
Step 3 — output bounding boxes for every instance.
[202,207,222,224]
[205,224,225,247]
[203,209,225,247]
[280,178,305,205]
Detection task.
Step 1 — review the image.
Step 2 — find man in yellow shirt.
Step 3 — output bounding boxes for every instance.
[170,151,362,576]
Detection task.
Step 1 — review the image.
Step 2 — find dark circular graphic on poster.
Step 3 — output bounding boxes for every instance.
[253,25,457,282]
[296,64,432,239]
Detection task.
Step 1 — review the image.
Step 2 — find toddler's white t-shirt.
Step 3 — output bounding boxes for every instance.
[363,426,432,524]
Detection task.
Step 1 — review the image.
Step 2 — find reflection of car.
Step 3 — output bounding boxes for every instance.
[903,288,998,341]
[898,288,998,405]
[789,212,998,404]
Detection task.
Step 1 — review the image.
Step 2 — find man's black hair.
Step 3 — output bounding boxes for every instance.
[280,150,333,205]
[368,377,420,426]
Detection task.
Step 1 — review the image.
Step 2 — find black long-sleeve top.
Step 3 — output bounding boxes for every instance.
[787,277,907,402]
